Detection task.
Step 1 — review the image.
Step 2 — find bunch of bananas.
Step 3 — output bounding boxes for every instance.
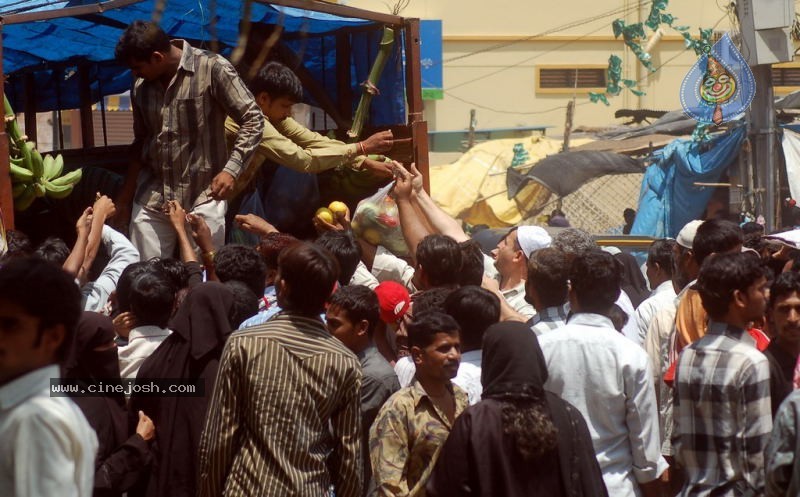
[5,94,82,211]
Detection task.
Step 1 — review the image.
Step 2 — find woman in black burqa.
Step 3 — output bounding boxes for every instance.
[64,311,154,497]
[128,281,243,497]
[427,321,608,497]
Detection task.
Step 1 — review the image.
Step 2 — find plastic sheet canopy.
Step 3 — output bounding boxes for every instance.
[0,0,407,126]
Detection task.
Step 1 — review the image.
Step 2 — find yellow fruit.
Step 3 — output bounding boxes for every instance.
[315,207,334,224]
[362,228,381,245]
[328,201,348,217]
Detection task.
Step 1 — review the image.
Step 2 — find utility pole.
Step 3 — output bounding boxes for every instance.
[736,0,794,231]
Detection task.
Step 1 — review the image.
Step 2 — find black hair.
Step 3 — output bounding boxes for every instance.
[258,232,300,270]
[223,280,259,329]
[696,252,766,320]
[315,230,361,286]
[770,271,800,308]
[552,228,598,256]
[150,258,190,290]
[412,287,456,315]
[407,311,460,349]
[248,61,304,102]
[443,286,499,350]
[2,229,32,262]
[742,222,764,236]
[214,244,268,297]
[647,238,676,278]
[457,239,485,287]
[115,262,150,314]
[692,219,743,265]
[34,237,70,267]
[569,249,621,314]
[129,270,175,328]
[526,248,569,308]
[328,285,381,337]
[278,242,339,315]
[416,234,462,287]
[0,258,81,361]
[115,20,172,63]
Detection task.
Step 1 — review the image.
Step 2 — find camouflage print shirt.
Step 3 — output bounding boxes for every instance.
[369,380,468,497]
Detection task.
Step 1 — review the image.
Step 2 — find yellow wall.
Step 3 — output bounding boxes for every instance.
[344,0,770,132]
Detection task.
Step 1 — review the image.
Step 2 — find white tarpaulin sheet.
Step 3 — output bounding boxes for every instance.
[782,129,800,201]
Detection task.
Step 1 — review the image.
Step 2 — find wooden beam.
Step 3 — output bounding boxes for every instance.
[336,32,353,123]
[403,18,429,191]
[23,73,36,145]
[0,26,13,230]
[1,0,142,24]
[253,0,405,26]
[78,64,94,148]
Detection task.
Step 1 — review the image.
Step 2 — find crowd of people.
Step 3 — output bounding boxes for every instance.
[5,19,800,497]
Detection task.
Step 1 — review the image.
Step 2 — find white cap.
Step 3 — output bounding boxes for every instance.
[601,246,622,256]
[517,226,552,258]
[676,220,704,249]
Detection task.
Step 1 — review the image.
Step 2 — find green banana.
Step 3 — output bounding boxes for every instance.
[42,155,56,180]
[32,182,45,198]
[12,182,26,198]
[10,156,24,167]
[9,163,34,182]
[52,154,64,179]
[43,179,74,199]
[29,143,43,179]
[49,168,82,187]
[14,185,36,211]
[21,141,33,174]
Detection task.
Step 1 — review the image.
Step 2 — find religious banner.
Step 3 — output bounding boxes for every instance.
[680,33,755,125]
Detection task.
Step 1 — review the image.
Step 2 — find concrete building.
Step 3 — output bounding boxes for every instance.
[347,0,798,134]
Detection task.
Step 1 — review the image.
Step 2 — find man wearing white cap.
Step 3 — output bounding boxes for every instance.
[488,226,551,318]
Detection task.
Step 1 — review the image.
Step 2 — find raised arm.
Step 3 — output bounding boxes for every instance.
[407,164,469,243]
[392,163,431,263]
[63,206,93,279]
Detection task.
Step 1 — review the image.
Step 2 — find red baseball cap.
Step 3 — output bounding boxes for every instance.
[374,281,410,324]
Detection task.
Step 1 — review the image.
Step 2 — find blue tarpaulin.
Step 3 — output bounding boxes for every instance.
[631,125,746,238]
[0,0,407,126]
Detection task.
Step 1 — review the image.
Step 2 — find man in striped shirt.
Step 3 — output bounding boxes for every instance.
[673,252,772,496]
[198,243,363,497]
[114,21,264,260]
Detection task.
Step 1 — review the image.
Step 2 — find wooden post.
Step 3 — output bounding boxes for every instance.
[561,99,574,153]
[23,73,36,145]
[79,63,95,148]
[466,109,476,150]
[0,24,13,230]
[403,18,430,192]
[336,32,353,124]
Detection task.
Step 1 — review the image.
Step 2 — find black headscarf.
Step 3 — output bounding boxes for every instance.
[65,311,122,385]
[129,282,234,497]
[615,252,649,308]
[481,321,548,401]
[428,320,609,497]
[65,312,131,494]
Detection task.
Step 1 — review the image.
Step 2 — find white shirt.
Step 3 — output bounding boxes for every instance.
[539,313,668,497]
[81,226,140,313]
[371,245,418,293]
[393,350,483,405]
[635,281,677,346]
[453,350,482,405]
[617,290,641,345]
[0,365,97,497]
[117,325,172,380]
[349,261,379,289]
